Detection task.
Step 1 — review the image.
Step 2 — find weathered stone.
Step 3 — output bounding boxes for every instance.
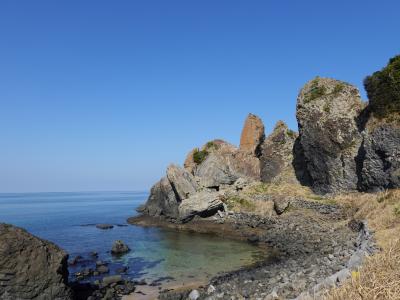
[273,196,291,215]
[188,289,200,300]
[196,154,237,188]
[167,164,198,200]
[139,176,179,219]
[183,148,198,174]
[296,77,363,193]
[359,123,400,191]
[0,223,73,300]
[102,275,122,286]
[178,191,223,222]
[239,113,265,155]
[111,240,130,255]
[260,121,298,184]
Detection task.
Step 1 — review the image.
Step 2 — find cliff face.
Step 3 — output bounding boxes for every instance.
[0,223,73,300]
[139,55,400,221]
[296,78,364,194]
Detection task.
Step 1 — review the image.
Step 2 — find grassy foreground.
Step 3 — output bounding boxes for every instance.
[325,190,400,300]
[223,182,400,299]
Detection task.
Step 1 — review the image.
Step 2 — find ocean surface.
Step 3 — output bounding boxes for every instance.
[0,191,267,286]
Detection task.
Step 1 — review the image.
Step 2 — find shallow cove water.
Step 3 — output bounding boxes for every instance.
[0,191,268,286]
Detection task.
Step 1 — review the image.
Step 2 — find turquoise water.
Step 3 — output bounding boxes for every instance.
[0,192,267,285]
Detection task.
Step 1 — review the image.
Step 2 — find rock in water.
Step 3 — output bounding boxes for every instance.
[95,224,114,230]
[0,223,73,300]
[296,77,363,194]
[111,240,130,255]
[239,113,265,155]
[178,191,223,222]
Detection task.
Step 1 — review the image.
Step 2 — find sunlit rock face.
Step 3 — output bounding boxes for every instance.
[296,77,363,194]
[0,223,73,300]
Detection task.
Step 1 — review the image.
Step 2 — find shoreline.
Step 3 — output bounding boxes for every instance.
[127,201,375,299]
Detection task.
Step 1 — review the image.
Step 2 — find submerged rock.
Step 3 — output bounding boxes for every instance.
[95,223,114,230]
[111,240,130,255]
[296,77,363,194]
[0,223,73,300]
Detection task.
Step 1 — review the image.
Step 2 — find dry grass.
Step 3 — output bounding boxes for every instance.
[325,189,400,300]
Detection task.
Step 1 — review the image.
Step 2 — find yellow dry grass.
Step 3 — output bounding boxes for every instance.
[325,189,400,300]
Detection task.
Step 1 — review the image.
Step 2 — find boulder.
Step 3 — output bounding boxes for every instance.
[166,164,198,200]
[196,154,237,188]
[359,123,400,191]
[111,240,130,255]
[296,77,363,193]
[0,223,73,300]
[272,196,292,215]
[178,191,223,222]
[260,121,298,184]
[239,113,265,155]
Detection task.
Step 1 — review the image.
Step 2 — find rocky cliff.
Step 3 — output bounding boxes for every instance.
[139,55,400,221]
[0,223,73,300]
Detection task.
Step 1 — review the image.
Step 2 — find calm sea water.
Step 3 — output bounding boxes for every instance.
[0,191,267,285]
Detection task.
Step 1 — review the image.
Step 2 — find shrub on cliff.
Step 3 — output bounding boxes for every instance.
[364,55,400,119]
[193,148,208,164]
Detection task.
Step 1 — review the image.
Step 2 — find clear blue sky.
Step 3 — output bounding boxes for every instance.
[1,1,399,192]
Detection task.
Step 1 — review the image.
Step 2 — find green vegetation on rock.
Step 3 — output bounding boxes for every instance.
[193,148,209,164]
[364,55,400,119]
[304,78,327,104]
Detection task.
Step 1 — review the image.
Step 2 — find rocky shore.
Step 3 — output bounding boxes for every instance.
[130,196,375,300]
[130,57,399,299]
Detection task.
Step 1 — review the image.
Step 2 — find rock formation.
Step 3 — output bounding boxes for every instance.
[259,121,298,184]
[138,55,400,221]
[239,113,265,155]
[296,77,363,194]
[359,121,400,191]
[0,223,73,300]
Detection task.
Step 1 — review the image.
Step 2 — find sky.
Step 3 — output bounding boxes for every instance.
[0,0,399,193]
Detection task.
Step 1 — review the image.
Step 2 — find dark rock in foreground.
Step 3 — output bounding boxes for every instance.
[0,223,73,300]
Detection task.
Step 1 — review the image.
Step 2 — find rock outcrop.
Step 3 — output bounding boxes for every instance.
[137,176,179,219]
[0,223,73,300]
[178,191,223,222]
[239,113,265,155]
[259,121,298,184]
[359,122,400,191]
[167,164,198,200]
[296,77,364,194]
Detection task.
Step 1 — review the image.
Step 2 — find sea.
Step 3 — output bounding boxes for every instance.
[0,191,267,287]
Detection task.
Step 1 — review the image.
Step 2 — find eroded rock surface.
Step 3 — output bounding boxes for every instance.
[239,113,265,155]
[296,77,363,193]
[178,191,223,222]
[360,123,400,191]
[260,121,298,184]
[0,223,73,300]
